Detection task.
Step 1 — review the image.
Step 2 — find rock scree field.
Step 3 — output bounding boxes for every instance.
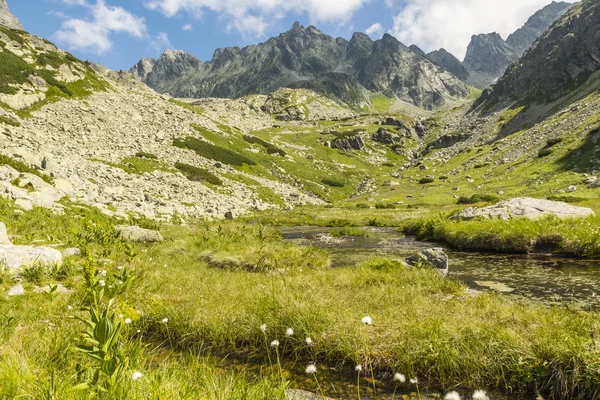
[1,0,600,399]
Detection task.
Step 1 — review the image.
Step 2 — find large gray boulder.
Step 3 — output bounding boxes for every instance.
[0,222,63,269]
[116,225,164,243]
[405,248,449,277]
[456,198,594,220]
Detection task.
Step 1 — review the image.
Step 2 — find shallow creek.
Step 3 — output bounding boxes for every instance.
[279,226,600,308]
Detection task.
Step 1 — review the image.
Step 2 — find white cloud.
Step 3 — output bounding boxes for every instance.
[144,0,370,38]
[391,0,577,61]
[54,0,147,54]
[365,22,383,38]
[182,23,193,31]
[150,32,171,53]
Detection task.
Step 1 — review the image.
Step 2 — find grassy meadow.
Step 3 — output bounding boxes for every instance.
[2,196,600,399]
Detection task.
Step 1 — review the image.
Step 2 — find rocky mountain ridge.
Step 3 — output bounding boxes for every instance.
[0,0,22,30]
[130,23,470,110]
[423,1,573,89]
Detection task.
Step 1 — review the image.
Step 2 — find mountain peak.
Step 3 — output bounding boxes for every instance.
[0,0,23,30]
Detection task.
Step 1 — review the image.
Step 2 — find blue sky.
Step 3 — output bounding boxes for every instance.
[7,0,574,71]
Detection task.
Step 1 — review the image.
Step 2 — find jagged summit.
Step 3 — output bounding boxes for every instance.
[130,22,469,110]
[0,0,23,30]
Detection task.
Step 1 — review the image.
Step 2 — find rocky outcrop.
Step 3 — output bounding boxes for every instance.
[405,248,449,276]
[131,23,470,110]
[116,225,164,243]
[425,49,470,82]
[0,0,23,30]
[331,136,365,151]
[372,128,402,145]
[478,0,600,106]
[0,222,63,270]
[130,57,157,81]
[456,198,595,220]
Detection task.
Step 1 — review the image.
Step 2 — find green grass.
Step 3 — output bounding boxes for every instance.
[0,153,54,184]
[168,98,204,115]
[457,194,500,205]
[134,151,158,160]
[36,51,67,69]
[96,156,173,175]
[330,227,370,237]
[370,94,392,114]
[322,178,345,188]
[0,50,33,93]
[175,162,223,185]
[174,135,257,167]
[243,135,286,156]
[419,177,435,184]
[0,115,20,127]
[405,213,600,257]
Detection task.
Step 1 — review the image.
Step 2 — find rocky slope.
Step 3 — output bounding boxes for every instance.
[0,0,21,30]
[424,1,572,89]
[131,23,470,110]
[478,0,600,106]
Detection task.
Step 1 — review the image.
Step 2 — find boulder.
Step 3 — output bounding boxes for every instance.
[8,284,25,297]
[0,222,63,269]
[405,248,449,276]
[116,225,164,243]
[590,179,600,189]
[331,136,365,151]
[456,197,595,220]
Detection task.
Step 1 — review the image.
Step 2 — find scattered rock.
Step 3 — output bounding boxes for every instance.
[33,284,71,294]
[8,284,25,297]
[0,222,63,269]
[225,211,234,220]
[456,198,595,220]
[331,136,365,151]
[405,248,449,276]
[567,185,577,193]
[115,225,164,243]
[286,389,329,400]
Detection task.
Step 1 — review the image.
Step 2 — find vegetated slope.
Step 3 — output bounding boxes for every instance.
[425,1,573,89]
[130,23,470,110]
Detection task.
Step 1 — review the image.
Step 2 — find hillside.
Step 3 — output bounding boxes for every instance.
[130,23,470,110]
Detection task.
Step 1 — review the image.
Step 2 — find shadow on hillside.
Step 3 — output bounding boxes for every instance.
[555,126,600,172]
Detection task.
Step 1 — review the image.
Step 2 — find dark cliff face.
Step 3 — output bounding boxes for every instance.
[130,23,469,110]
[479,0,600,106]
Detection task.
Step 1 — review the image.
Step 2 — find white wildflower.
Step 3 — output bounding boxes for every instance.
[119,314,123,318]
[305,364,317,374]
[393,373,406,383]
[355,365,363,372]
[361,316,373,325]
[305,337,313,346]
[99,280,105,287]
[410,378,418,384]
[260,324,267,333]
[162,318,168,323]
[270,340,280,347]
[472,390,489,400]
[285,328,294,336]
[132,371,143,381]
[445,391,461,400]
[101,270,107,277]
[125,318,132,324]
[117,266,123,270]
[67,306,72,311]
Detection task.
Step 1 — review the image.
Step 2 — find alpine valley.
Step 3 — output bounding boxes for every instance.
[1,0,600,399]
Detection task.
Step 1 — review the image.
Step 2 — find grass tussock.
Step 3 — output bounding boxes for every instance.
[0,153,54,184]
[405,214,600,257]
[175,162,223,185]
[243,135,287,156]
[330,227,370,237]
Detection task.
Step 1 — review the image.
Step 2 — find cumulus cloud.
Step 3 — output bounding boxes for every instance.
[150,32,171,53]
[365,22,383,38]
[391,0,577,61]
[182,23,193,31]
[144,0,370,38]
[54,0,147,54]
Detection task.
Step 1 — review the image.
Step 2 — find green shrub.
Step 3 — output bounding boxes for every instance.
[243,135,286,156]
[419,177,435,184]
[375,203,396,209]
[457,194,500,205]
[0,153,54,184]
[546,137,563,147]
[382,162,395,167]
[175,162,223,185]
[355,203,370,209]
[174,137,256,167]
[0,51,33,93]
[0,115,20,127]
[0,26,24,44]
[321,178,345,188]
[474,163,490,169]
[36,69,73,96]
[37,52,65,69]
[135,152,158,160]
[538,148,554,158]
[439,176,449,180]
